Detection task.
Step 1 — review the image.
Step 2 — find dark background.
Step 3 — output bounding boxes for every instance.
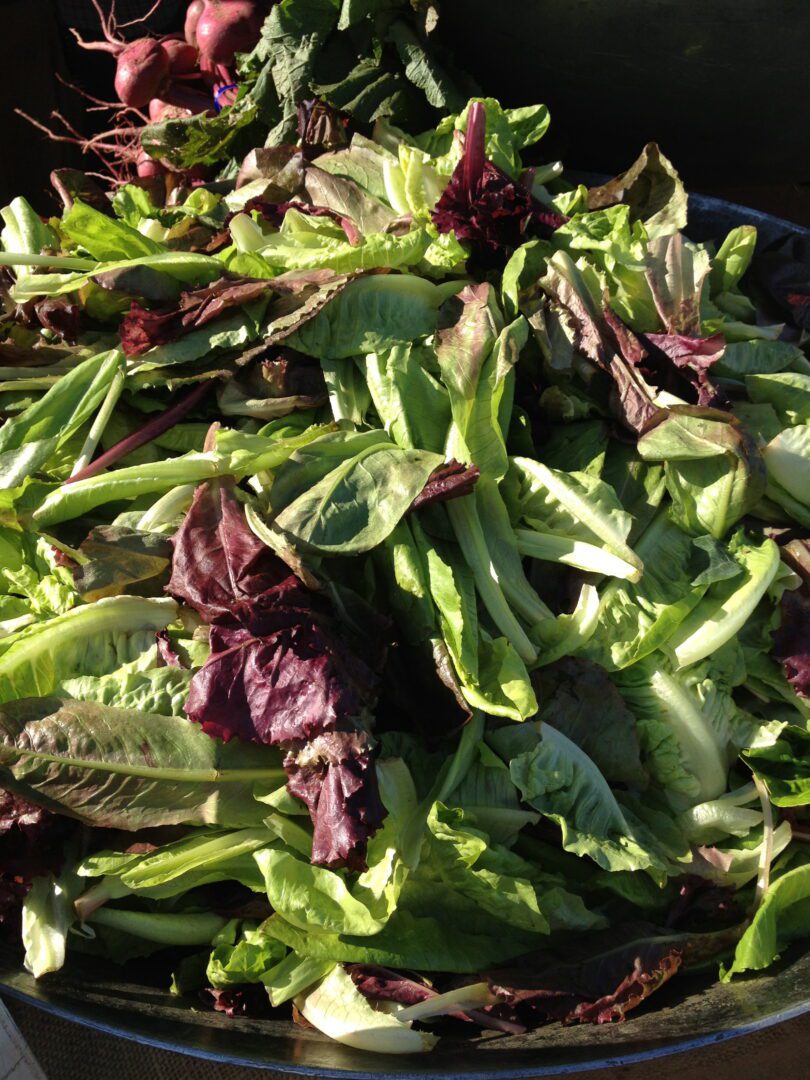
[1,0,808,225]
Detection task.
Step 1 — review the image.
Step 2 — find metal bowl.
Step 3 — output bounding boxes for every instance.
[439,0,810,185]
[0,945,808,1077]
[1,194,808,1076]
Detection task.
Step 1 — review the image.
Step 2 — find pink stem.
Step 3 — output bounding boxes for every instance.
[462,101,487,196]
[65,381,215,484]
[68,30,121,54]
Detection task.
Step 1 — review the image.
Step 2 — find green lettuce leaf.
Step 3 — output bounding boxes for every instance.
[637,408,767,540]
[722,860,810,979]
[744,726,810,807]
[0,697,284,829]
[488,721,678,875]
[286,275,461,359]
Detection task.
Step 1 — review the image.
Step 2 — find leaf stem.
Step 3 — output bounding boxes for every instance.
[447,496,537,663]
[66,380,214,484]
[0,252,97,271]
[70,363,126,478]
[752,774,775,913]
[5,747,286,785]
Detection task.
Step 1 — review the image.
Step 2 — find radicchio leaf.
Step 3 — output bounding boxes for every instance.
[156,630,184,668]
[168,478,291,625]
[204,986,268,1017]
[642,331,728,408]
[285,732,386,872]
[185,622,374,745]
[348,965,526,1034]
[169,477,385,868]
[409,460,480,512]
[772,587,810,698]
[349,964,438,1007]
[432,102,564,261]
[34,298,81,344]
[603,308,728,411]
[120,278,271,358]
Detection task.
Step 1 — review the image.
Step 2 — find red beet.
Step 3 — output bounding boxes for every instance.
[161,37,199,76]
[195,1,263,66]
[185,0,207,47]
[114,38,170,108]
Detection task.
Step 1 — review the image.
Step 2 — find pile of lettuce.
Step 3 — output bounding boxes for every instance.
[0,88,808,1055]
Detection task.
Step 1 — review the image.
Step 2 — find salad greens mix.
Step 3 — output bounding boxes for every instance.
[1,7,809,1055]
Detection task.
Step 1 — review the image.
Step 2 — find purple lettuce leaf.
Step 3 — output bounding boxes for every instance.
[348,965,526,1034]
[642,331,728,408]
[349,964,439,1007]
[168,477,292,625]
[185,622,374,746]
[169,476,385,869]
[204,986,269,1017]
[34,298,81,344]
[665,876,742,932]
[432,102,564,260]
[602,308,728,428]
[156,630,184,668]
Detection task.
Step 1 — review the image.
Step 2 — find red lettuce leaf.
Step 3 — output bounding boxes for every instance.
[0,790,65,932]
[643,331,728,408]
[156,630,184,668]
[488,925,688,1025]
[285,732,386,872]
[772,588,810,698]
[34,298,81,344]
[168,477,291,625]
[348,965,526,1034]
[349,964,439,1007]
[169,477,385,868]
[204,986,268,1017]
[185,622,374,746]
[602,309,728,429]
[120,278,271,358]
